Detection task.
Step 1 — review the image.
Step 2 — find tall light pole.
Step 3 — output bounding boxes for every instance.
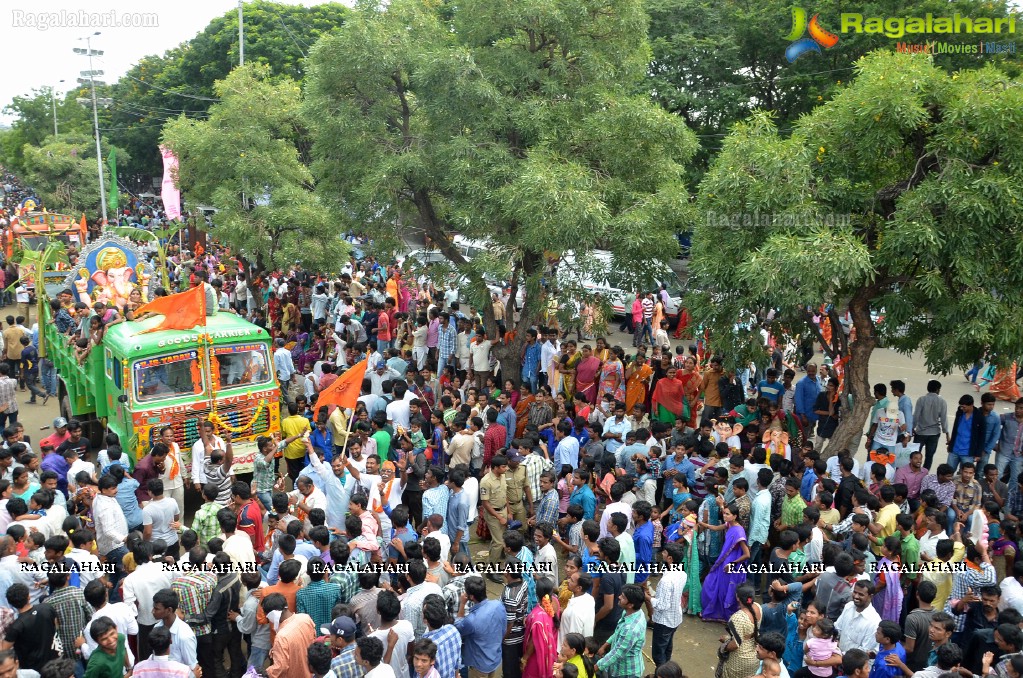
[51,79,65,138]
[73,32,108,225]
[238,0,244,65]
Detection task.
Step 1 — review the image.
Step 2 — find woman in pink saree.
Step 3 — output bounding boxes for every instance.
[575,344,602,404]
[522,578,561,678]
[598,346,626,403]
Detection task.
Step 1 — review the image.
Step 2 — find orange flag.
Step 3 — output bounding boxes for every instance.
[134,284,207,334]
[317,358,368,410]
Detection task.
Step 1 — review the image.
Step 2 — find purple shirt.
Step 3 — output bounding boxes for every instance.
[426,318,440,348]
[40,453,70,497]
[133,455,161,503]
[894,465,928,500]
[920,473,956,508]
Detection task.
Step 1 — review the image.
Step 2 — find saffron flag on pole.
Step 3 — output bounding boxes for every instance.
[133,283,207,334]
[160,145,181,221]
[316,358,368,411]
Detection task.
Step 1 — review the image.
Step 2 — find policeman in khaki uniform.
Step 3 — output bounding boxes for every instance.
[480,454,512,573]
[505,451,534,527]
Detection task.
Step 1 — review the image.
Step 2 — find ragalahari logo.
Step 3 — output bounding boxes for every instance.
[785,7,840,62]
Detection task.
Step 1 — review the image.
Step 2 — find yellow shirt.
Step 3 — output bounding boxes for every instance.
[281,415,311,460]
[921,545,967,610]
[873,503,900,553]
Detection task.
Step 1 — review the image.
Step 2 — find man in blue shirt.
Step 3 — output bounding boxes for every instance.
[601,403,631,456]
[948,394,987,473]
[890,380,914,441]
[616,431,646,478]
[631,501,655,584]
[748,467,773,593]
[757,368,784,405]
[554,423,580,471]
[979,392,1003,469]
[663,443,696,504]
[794,363,821,436]
[569,469,596,520]
[454,576,506,676]
[496,392,517,448]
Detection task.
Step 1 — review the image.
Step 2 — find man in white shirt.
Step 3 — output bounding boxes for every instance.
[560,571,595,648]
[647,542,688,666]
[142,479,181,556]
[468,335,493,391]
[93,476,129,587]
[368,361,401,397]
[1000,562,1023,614]
[539,330,559,386]
[190,422,225,491]
[599,482,634,540]
[220,509,257,566]
[386,383,412,430]
[153,587,199,674]
[835,581,883,663]
[122,542,174,658]
[443,284,459,310]
[289,476,327,532]
[78,579,139,663]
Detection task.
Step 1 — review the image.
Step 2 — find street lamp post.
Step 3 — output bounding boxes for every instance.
[73,32,108,226]
[51,79,64,138]
[238,0,244,66]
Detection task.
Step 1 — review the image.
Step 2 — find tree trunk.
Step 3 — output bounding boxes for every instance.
[823,287,878,458]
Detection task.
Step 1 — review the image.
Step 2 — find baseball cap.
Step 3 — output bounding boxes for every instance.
[376,360,386,370]
[507,451,525,463]
[321,615,357,639]
[53,417,68,429]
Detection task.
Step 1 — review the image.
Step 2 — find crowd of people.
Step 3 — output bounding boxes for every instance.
[2,169,1023,678]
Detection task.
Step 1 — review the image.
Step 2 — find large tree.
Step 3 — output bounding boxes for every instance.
[0,88,92,173]
[688,51,1023,454]
[108,0,349,180]
[304,0,696,379]
[21,133,126,216]
[647,0,1022,174]
[161,64,347,273]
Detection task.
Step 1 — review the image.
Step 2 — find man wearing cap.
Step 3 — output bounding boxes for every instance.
[325,616,360,678]
[39,418,70,452]
[505,451,533,528]
[480,455,512,572]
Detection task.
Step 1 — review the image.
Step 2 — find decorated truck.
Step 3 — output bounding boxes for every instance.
[40,234,280,472]
[7,211,86,296]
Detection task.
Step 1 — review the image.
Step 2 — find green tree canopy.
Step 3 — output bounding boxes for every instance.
[304,0,697,376]
[688,50,1023,453]
[647,0,1022,173]
[21,133,127,216]
[107,1,349,179]
[1,88,92,172]
[162,63,346,273]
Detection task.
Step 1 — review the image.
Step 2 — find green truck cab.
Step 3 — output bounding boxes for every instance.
[41,236,280,472]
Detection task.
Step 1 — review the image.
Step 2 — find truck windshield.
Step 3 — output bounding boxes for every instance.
[134,350,204,402]
[213,343,271,389]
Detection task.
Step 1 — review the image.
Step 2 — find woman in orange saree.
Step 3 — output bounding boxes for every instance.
[989,363,1021,402]
[625,354,654,413]
[676,356,703,428]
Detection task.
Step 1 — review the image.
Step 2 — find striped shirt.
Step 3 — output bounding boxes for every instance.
[640,298,654,321]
